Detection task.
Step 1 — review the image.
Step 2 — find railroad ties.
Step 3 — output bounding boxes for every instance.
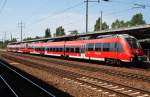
[0,60,71,97]
[1,52,150,97]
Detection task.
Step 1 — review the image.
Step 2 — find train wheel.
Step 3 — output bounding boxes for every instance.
[116,59,121,66]
[65,55,69,59]
[105,58,110,65]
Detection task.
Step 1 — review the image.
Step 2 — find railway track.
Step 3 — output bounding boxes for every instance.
[1,53,150,97]
[2,52,150,83]
[0,75,18,97]
[0,60,72,97]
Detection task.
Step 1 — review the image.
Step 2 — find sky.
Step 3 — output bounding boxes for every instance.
[0,0,150,41]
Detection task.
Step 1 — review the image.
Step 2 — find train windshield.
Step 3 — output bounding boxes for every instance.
[126,38,141,49]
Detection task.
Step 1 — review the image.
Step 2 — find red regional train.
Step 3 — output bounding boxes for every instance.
[7,34,149,64]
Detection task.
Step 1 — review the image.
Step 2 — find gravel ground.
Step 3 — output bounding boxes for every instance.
[13,53,150,76]
[1,53,150,97]
[11,55,150,91]
[4,59,112,97]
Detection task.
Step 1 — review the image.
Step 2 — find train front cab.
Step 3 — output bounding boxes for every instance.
[117,36,148,66]
[84,34,149,65]
[124,37,149,64]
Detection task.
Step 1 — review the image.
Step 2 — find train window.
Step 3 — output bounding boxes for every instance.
[95,43,102,51]
[60,48,63,52]
[56,48,59,52]
[87,44,94,51]
[103,43,110,51]
[75,48,80,53]
[47,48,49,51]
[54,48,56,52]
[42,48,44,51]
[55,48,57,52]
[50,48,52,51]
[57,48,60,52]
[66,48,69,52]
[58,48,62,52]
[126,38,140,49]
[52,48,55,52]
[110,43,115,52]
[115,43,123,52]
[71,48,74,52]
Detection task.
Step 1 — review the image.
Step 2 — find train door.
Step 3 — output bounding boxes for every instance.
[80,43,86,59]
[64,41,66,56]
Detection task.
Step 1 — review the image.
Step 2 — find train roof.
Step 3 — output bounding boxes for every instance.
[8,24,150,45]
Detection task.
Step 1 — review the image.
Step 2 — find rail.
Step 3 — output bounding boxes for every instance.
[0,61,56,97]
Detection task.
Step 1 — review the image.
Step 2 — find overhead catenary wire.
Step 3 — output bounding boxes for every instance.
[23,1,84,38]
[61,8,138,27]
[28,1,84,26]
[110,0,136,5]
[52,2,147,28]
[24,1,149,38]
[26,1,146,28]
[0,0,7,14]
[61,5,147,33]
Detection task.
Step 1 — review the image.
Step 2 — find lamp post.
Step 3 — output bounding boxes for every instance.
[85,0,109,33]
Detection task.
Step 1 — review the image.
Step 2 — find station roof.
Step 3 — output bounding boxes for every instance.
[10,24,150,44]
[83,24,150,39]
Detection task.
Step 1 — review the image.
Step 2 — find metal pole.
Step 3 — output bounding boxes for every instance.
[11,33,12,41]
[3,32,6,48]
[100,11,102,31]
[86,0,89,33]
[18,21,24,42]
[85,0,108,33]
[21,21,23,42]
[4,32,6,42]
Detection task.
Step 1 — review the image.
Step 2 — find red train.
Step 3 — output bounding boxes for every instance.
[7,34,149,64]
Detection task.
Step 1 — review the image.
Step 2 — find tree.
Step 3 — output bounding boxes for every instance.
[94,17,109,31]
[45,28,51,38]
[111,19,129,29]
[94,18,100,31]
[35,36,40,39]
[111,13,146,29]
[124,21,130,27]
[55,26,65,37]
[102,22,109,30]
[23,37,32,41]
[11,38,17,42]
[111,19,122,29]
[70,30,78,35]
[130,13,146,26]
